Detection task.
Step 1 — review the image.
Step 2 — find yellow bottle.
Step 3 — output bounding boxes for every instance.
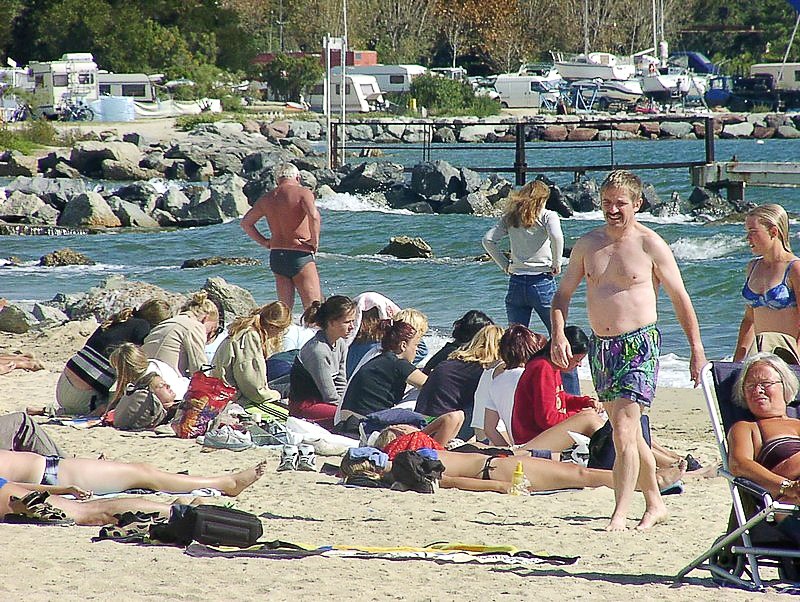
[510,461,529,495]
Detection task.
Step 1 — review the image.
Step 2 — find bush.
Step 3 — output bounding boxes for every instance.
[176,112,224,131]
[0,128,37,154]
[220,95,244,112]
[410,74,474,112]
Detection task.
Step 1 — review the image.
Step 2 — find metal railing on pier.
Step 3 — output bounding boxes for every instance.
[330,116,716,185]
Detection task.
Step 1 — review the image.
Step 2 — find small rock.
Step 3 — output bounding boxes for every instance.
[378,236,433,259]
[0,305,35,333]
[39,248,95,267]
[181,257,261,269]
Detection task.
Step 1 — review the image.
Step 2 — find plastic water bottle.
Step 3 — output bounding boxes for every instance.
[510,461,530,495]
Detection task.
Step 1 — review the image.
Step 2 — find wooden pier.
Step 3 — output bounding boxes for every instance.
[690,161,800,201]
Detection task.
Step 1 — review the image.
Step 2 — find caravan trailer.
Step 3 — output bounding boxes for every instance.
[750,63,800,91]
[309,74,385,113]
[28,53,99,117]
[98,73,163,103]
[330,64,426,93]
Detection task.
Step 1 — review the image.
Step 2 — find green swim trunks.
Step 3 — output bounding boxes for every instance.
[588,324,661,407]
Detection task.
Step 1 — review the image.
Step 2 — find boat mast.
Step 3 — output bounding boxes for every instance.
[583,0,589,55]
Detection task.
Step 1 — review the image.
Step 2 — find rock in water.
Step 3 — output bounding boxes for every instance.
[181,257,261,269]
[39,248,95,267]
[378,236,433,259]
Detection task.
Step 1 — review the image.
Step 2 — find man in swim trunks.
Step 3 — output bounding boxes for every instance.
[550,170,706,531]
[241,162,322,310]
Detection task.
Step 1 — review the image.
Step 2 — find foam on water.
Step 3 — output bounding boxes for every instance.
[317,192,414,214]
[568,210,698,225]
[670,233,745,261]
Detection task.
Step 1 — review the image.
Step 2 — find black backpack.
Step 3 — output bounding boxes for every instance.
[151,504,263,547]
[587,415,652,470]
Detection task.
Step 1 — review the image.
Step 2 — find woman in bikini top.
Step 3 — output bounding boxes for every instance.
[734,204,800,363]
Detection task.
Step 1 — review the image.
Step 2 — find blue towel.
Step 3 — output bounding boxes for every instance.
[347,447,389,469]
[362,409,428,435]
[416,448,438,461]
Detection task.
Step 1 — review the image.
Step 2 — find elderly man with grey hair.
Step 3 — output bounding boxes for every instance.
[241,162,322,310]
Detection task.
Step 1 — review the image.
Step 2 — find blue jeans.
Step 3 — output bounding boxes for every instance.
[505,273,581,395]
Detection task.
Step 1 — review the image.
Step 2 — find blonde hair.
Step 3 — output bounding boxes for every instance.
[749,204,792,254]
[449,324,505,368]
[339,455,384,480]
[181,291,219,321]
[734,352,800,408]
[228,301,292,359]
[108,343,149,403]
[135,299,173,327]
[600,170,642,203]
[394,308,428,338]
[504,180,550,229]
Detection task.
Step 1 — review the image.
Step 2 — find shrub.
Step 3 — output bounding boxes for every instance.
[176,112,224,131]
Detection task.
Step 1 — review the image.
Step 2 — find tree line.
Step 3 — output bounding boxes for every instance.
[1,0,798,81]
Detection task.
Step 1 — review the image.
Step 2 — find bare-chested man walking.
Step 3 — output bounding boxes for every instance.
[241,163,322,310]
[550,170,706,531]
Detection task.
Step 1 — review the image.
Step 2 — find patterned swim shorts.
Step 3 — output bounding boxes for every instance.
[589,324,661,407]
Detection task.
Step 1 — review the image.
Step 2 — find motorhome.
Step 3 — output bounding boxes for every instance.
[750,63,800,91]
[98,73,163,103]
[28,52,99,116]
[309,74,385,113]
[330,64,426,93]
[493,73,561,109]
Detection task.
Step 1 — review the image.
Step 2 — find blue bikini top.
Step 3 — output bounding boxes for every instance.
[742,259,798,309]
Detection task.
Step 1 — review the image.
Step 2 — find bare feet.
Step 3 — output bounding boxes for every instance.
[221,460,268,496]
[636,504,669,530]
[655,459,687,490]
[0,361,16,375]
[605,516,628,531]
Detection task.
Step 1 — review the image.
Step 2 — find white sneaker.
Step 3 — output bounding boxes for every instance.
[296,443,318,472]
[201,426,255,452]
[277,445,298,472]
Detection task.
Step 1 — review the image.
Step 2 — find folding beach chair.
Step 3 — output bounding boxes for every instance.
[676,361,800,591]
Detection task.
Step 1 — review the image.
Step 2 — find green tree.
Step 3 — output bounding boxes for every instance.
[260,53,323,101]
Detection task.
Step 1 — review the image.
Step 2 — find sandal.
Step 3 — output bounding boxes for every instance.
[6,491,75,526]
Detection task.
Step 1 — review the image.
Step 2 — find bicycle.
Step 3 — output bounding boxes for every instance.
[59,97,94,121]
[8,101,31,122]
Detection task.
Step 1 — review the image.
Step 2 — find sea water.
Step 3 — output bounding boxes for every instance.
[2,136,799,388]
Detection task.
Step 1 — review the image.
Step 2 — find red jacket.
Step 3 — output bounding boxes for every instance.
[510,356,593,444]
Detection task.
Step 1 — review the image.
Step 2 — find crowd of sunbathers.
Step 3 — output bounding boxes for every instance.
[0,289,719,528]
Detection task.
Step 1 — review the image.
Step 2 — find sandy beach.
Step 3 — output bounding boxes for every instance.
[0,320,776,601]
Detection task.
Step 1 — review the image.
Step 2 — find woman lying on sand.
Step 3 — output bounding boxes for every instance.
[0,477,191,526]
[0,352,44,375]
[0,449,266,497]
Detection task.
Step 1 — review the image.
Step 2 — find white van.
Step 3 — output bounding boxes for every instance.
[309,74,385,113]
[750,63,800,90]
[493,73,561,109]
[28,52,99,116]
[98,73,163,102]
[330,64,426,93]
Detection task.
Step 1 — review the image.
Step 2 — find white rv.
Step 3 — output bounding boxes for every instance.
[98,73,163,102]
[309,74,385,113]
[330,64,426,93]
[493,73,561,109]
[750,63,800,90]
[28,52,99,116]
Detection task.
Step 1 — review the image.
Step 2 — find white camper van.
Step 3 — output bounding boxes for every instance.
[330,64,426,93]
[309,74,385,113]
[750,63,800,91]
[493,74,561,109]
[28,52,99,116]
[98,73,163,102]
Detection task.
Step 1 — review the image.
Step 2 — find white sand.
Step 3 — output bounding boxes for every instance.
[0,322,772,600]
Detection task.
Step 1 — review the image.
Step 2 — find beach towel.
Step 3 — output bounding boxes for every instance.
[184,541,578,566]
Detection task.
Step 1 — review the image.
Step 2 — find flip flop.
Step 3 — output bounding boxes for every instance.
[659,480,685,496]
[7,492,75,525]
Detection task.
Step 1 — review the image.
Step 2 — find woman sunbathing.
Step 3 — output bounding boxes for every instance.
[729,352,800,503]
[0,450,266,497]
[0,477,189,526]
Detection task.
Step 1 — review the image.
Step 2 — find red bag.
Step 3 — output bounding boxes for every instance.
[171,370,237,439]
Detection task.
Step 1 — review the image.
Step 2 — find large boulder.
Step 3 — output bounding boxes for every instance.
[209,174,250,218]
[202,276,258,319]
[31,303,69,325]
[561,177,599,212]
[287,120,322,139]
[410,160,462,197]
[179,197,226,227]
[567,127,599,142]
[337,161,405,193]
[57,192,121,228]
[0,151,39,177]
[440,191,494,215]
[650,191,692,218]
[688,187,736,219]
[721,121,754,139]
[69,141,142,176]
[101,158,161,181]
[378,236,433,259]
[479,175,513,204]
[106,197,160,228]
[157,186,192,215]
[39,248,95,267]
[541,125,568,142]
[0,191,59,225]
[457,124,496,143]
[65,275,185,321]
[776,125,800,139]
[0,305,36,334]
[111,181,161,214]
[659,121,694,138]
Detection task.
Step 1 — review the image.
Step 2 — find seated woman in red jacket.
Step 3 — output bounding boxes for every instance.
[484,325,604,450]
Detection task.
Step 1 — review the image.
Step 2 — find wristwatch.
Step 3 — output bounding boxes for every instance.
[778,479,795,497]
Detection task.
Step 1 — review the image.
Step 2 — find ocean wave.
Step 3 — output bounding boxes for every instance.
[318,251,470,266]
[317,192,414,214]
[671,233,744,260]
[568,210,697,225]
[0,261,128,274]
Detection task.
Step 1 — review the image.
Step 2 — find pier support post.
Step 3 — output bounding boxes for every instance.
[727,181,745,203]
[514,123,527,186]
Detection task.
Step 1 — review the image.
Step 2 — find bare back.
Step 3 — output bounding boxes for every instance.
[255,182,317,252]
[581,222,660,335]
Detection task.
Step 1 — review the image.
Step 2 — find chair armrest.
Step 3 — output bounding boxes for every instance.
[732,476,772,500]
